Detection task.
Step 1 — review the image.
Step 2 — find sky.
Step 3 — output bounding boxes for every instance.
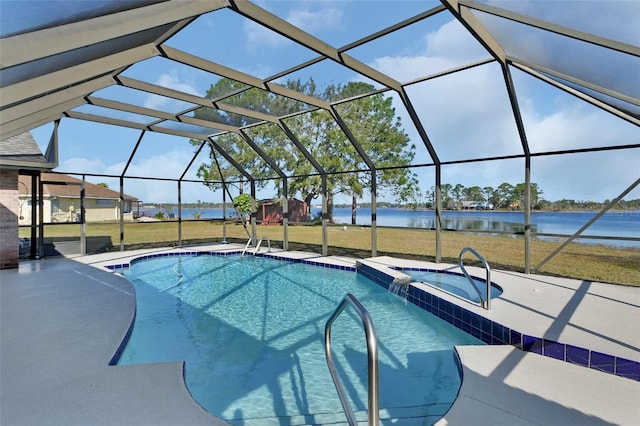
[27,0,639,205]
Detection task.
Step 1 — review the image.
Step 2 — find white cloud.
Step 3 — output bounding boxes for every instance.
[371,55,454,82]
[243,20,290,50]
[522,101,640,201]
[288,4,342,34]
[368,19,489,83]
[127,153,188,178]
[58,157,108,175]
[528,107,599,152]
[243,1,343,49]
[57,150,217,204]
[424,19,489,61]
[369,19,518,163]
[121,150,211,203]
[143,70,200,111]
[486,0,640,45]
[397,63,520,160]
[532,150,640,202]
[367,16,639,202]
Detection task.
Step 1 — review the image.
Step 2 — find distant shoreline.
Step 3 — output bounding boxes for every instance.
[142,204,640,214]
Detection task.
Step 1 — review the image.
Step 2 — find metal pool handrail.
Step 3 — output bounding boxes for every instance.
[458,247,492,310]
[241,237,252,257]
[254,236,271,255]
[241,237,271,256]
[325,293,379,426]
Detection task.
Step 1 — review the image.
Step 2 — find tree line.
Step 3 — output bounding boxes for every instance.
[350,186,640,212]
[192,77,416,224]
[405,182,544,210]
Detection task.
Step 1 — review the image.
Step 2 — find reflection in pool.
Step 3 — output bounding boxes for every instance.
[117,254,484,425]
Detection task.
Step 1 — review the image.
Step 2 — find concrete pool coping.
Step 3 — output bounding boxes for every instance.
[1,244,638,425]
[358,256,640,364]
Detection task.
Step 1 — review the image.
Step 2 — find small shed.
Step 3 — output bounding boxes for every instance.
[256,198,310,225]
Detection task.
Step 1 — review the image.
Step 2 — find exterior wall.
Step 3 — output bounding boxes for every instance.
[51,197,79,222]
[84,198,117,222]
[18,197,65,224]
[256,199,310,225]
[17,196,33,225]
[0,169,19,269]
[288,199,310,222]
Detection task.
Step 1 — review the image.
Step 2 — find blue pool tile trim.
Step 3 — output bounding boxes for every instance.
[616,357,640,381]
[590,351,616,375]
[566,344,590,367]
[357,261,640,382]
[106,250,228,270]
[522,335,543,354]
[258,252,357,271]
[543,340,565,361]
[105,250,358,273]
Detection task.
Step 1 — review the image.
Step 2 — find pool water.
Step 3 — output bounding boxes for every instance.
[401,269,503,303]
[118,255,483,425]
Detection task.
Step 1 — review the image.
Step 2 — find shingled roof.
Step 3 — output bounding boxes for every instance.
[18,172,138,201]
[0,132,56,170]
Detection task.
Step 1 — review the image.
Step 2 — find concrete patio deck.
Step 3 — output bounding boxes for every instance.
[1,244,638,425]
[1,252,228,426]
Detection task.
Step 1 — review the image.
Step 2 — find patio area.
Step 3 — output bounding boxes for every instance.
[1,245,638,425]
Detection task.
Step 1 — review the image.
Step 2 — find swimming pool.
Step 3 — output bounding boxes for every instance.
[116,254,483,425]
[400,269,503,303]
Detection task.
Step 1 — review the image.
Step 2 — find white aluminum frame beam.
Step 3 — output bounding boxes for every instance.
[87,96,239,134]
[459,0,640,57]
[161,45,331,110]
[229,0,403,92]
[441,0,506,64]
[66,110,216,141]
[0,0,229,69]
[87,97,176,122]
[511,62,640,126]
[1,44,159,109]
[0,75,116,140]
[117,76,282,125]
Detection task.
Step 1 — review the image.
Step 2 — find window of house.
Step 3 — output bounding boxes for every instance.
[96,199,113,207]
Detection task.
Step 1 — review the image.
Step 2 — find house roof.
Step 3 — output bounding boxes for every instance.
[0,132,56,171]
[18,172,138,201]
[259,197,304,204]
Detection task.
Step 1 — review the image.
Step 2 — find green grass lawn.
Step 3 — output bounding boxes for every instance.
[21,220,640,286]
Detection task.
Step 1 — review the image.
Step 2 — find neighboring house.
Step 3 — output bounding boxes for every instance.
[256,198,310,225]
[18,173,138,224]
[460,201,494,210]
[460,200,481,210]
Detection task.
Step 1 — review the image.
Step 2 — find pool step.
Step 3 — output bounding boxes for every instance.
[226,403,451,426]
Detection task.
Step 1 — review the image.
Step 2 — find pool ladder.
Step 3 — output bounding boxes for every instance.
[458,247,492,310]
[325,294,379,426]
[241,236,271,256]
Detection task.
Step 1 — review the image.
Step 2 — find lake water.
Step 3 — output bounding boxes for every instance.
[142,207,640,248]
